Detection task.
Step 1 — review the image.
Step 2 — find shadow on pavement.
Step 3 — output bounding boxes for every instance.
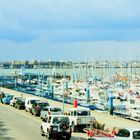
[0,120,15,140]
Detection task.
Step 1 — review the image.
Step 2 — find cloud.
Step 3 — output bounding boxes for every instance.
[0,0,140,43]
[0,38,140,61]
[0,0,140,61]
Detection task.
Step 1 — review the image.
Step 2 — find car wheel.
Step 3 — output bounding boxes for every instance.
[30,109,33,115]
[34,111,38,116]
[59,121,69,132]
[66,135,71,140]
[71,122,77,132]
[40,126,44,136]
[46,130,51,139]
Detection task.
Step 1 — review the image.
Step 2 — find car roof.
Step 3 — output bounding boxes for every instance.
[35,101,49,104]
[44,106,61,109]
[47,115,68,118]
[69,107,90,111]
[119,128,140,132]
[26,97,40,100]
[6,94,13,97]
[15,96,22,99]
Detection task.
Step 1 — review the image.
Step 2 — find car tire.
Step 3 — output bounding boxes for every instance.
[40,126,44,136]
[66,135,71,140]
[25,108,27,112]
[46,130,51,139]
[34,112,38,116]
[30,109,33,115]
[71,122,77,132]
[18,106,20,109]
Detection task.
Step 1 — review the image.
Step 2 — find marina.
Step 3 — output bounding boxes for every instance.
[1,1,140,139]
[0,64,140,121]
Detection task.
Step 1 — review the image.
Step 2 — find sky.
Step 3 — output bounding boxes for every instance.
[0,0,140,61]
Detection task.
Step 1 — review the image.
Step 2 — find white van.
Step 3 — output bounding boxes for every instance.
[25,97,40,112]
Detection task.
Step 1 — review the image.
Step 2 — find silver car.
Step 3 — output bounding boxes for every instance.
[40,106,63,119]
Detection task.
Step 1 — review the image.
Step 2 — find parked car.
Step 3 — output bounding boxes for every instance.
[31,101,49,116]
[88,128,140,140]
[15,98,25,109]
[40,115,72,139]
[40,106,63,119]
[0,92,5,102]
[1,94,14,104]
[114,128,140,140]
[10,96,21,107]
[25,97,40,112]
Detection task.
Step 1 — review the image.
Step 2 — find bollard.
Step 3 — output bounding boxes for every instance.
[73,99,78,108]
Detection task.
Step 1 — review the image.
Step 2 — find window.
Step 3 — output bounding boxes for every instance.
[38,102,49,107]
[43,117,48,122]
[53,117,69,124]
[71,111,74,116]
[74,111,77,116]
[53,117,59,124]
[50,108,62,112]
[43,108,48,111]
[133,131,140,139]
[48,117,51,123]
[130,99,135,104]
[30,100,37,104]
[77,111,88,116]
[116,129,130,137]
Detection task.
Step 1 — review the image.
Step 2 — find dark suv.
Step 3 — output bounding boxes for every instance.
[15,98,25,109]
[31,101,49,116]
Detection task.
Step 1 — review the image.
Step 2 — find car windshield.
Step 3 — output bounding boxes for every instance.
[77,111,89,116]
[133,131,140,139]
[53,117,69,124]
[116,129,130,137]
[50,108,62,112]
[30,100,37,104]
[38,102,49,107]
[7,95,14,98]
[16,97,22,100]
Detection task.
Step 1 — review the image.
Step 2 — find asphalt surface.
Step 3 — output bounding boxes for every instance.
[0,103,87,140]
[1,87,140,140]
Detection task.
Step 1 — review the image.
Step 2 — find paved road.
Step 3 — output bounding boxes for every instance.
[0,104,87,140]
[1,87,140,140]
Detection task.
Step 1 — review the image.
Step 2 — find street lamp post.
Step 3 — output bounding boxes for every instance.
[62,78,66,113]
[63,83,64,113]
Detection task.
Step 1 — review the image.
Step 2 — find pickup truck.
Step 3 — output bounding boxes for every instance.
[67,107,96,132]
[40,115,72,139]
